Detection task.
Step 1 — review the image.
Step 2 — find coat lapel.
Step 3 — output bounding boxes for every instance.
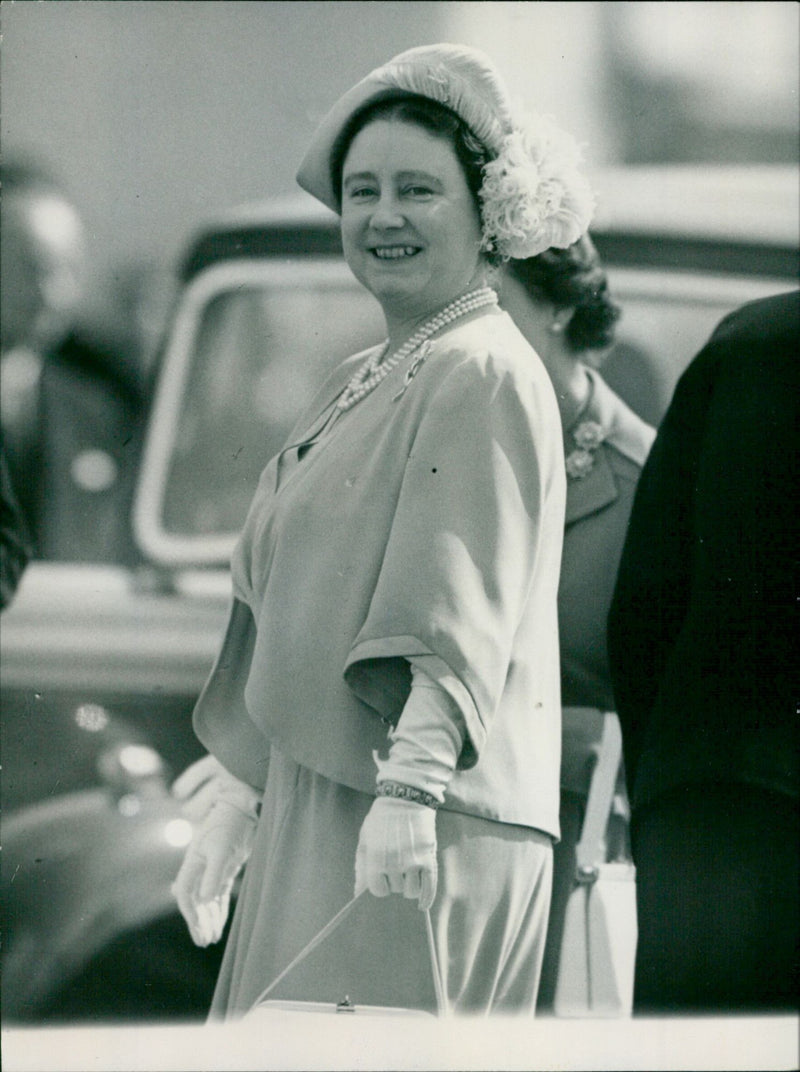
[564,446,618,525]
[564,370,620,526]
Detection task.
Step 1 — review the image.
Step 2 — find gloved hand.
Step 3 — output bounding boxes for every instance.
[172,753,242,824]
[355,795,438,911]
[171,783,260,947]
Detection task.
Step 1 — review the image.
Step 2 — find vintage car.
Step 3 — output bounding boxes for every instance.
[1,165,797,1025]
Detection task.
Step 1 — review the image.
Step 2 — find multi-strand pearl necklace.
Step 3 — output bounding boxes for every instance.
[336,286,498,412]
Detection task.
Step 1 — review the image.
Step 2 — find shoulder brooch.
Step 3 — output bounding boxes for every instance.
[565,420,606,480]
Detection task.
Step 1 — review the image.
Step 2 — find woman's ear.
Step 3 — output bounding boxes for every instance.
[549,306,575,335]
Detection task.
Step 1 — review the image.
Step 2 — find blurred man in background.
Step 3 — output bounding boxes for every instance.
[1,160,145,564]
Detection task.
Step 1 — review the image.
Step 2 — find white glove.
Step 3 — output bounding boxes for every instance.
[172,753,244,824]
[355,796,438,911]
[171,784,260,947]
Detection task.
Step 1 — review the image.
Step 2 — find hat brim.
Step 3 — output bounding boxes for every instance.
[296,72,407,213]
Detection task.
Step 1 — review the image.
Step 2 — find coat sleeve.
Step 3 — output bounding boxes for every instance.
[344,354,556,768]
[192,597,271,790]
[607,353,715,788]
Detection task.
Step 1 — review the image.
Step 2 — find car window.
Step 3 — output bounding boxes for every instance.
[135,259,384,564]
[602,267,792,427]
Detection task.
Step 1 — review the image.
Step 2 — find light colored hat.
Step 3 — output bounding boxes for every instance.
[297,43,595,259]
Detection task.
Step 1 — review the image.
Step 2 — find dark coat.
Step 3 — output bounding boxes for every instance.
[608,290,799,811]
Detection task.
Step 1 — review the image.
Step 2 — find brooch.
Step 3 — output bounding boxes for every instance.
[392,341,432,402]
[565,420,606,480]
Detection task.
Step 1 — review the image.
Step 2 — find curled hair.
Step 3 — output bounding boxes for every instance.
[330,93,499,263]
[507,233,620,355]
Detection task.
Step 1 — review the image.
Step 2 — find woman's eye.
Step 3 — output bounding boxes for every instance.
[347,186,376,201]
[403,185,433,198]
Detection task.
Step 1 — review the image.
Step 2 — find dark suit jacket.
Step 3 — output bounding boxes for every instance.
[608,290,799,812]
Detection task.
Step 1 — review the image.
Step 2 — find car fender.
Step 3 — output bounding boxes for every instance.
[2,786,193,1017]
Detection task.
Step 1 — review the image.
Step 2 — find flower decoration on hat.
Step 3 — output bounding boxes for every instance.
[480,114,596,260]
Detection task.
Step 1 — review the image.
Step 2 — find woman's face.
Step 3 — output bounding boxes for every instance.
[340,118,484,328]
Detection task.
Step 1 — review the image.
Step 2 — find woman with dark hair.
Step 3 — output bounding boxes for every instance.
[501,237,655,1009]
[172,44,595,1018]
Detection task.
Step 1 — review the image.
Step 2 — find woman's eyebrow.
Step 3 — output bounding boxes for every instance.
[342,171,375,189]
[396,170,441,184]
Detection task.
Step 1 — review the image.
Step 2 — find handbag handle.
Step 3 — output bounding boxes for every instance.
[249,889,450,1016]
[574,712,623,883]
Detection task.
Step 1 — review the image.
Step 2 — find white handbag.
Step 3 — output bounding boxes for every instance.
[244,890,447,1019]
[553,712,637,1017]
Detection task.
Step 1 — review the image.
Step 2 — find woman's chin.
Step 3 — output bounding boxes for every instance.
[368,277,429,314]
[368,276,478,321]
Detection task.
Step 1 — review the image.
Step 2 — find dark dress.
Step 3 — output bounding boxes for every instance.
[608,290,800,1011]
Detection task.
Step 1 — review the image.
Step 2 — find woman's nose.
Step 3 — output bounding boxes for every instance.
[368,193,404,229]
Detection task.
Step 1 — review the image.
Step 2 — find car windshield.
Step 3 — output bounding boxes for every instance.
[136,259,385,561]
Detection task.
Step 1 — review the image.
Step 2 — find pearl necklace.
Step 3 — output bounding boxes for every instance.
[336,286,498,412]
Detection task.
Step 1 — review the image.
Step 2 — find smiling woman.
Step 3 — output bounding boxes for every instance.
[169,43,594,1019]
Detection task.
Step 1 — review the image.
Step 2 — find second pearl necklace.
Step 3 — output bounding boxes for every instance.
[336,286,498,412]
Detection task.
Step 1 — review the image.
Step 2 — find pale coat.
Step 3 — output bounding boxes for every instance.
[194,308,566,839]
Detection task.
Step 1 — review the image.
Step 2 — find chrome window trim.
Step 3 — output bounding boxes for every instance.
[607,267,795,305]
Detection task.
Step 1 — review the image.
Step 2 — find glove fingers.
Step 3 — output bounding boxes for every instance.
[369,872,392,898]
[402,869,422,901]
[172,853,207,944]
[387,866,406,894]
[172,852,204,909]
[418,863,437,912]
[180,778,221,823]
[194,893,230,946]
[354,843,368,899]
[173,855,232,946]
[172,755,220,800]
[355,827,392,898]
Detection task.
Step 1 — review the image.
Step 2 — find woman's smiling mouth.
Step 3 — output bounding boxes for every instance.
[371,246,422,259]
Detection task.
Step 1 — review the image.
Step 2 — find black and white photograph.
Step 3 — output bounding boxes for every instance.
[1,3,798,1069]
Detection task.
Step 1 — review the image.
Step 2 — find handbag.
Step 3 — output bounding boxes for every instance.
[553,711,637,1017]
[245,890,449,1019]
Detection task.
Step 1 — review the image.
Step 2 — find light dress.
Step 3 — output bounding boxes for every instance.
[196,307,566,1017]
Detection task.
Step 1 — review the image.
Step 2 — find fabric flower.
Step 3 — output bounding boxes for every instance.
[565,420,607,480]
[479,115,596,260]
[565,448,595,480]
[572,420,606,451]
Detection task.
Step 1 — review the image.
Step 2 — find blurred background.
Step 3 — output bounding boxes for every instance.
[2,0,798,368]
[1,3,798,1050]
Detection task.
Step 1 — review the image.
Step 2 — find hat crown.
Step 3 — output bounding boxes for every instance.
[373,44,515,153]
